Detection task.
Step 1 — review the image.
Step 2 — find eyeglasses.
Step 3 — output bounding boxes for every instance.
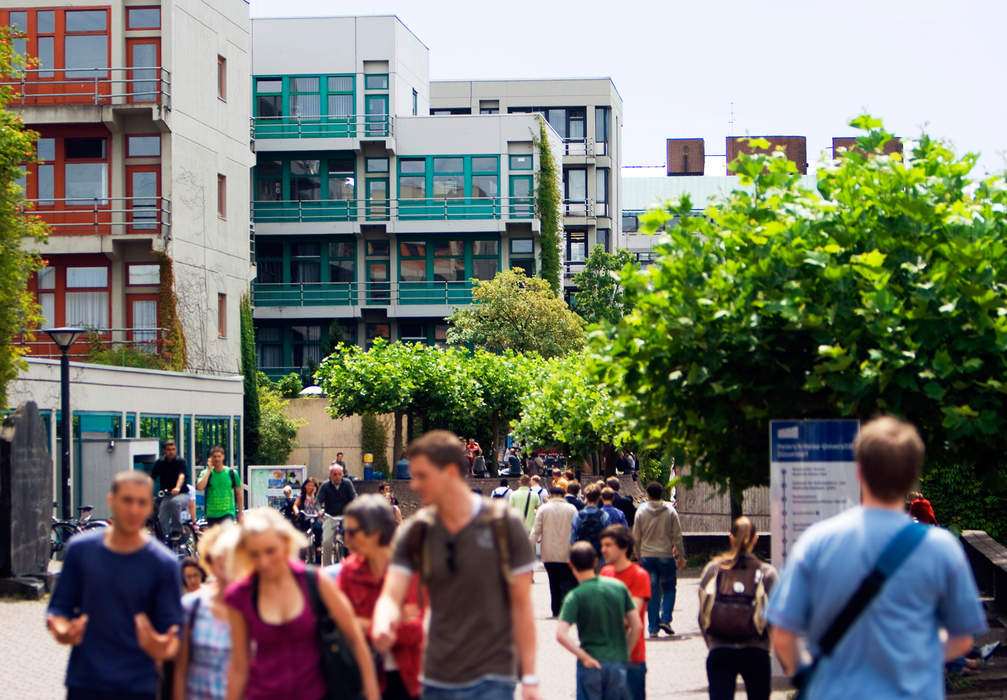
[445,538,457,573]
[344,526,362,537]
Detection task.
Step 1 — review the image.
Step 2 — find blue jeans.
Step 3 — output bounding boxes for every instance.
[421,679,515,700]
[576,663,629,700]
[625,662,646,700]
[640,557,677,633]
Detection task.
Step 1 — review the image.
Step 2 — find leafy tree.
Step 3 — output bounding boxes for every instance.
[254,372,304,465]
[0,28,47,409]
[277,373,303,398]
[594,116,1007,518]
[572,247,637,325]
[536,119,562,294]
[239,295,260,467]
[446,269,585,358]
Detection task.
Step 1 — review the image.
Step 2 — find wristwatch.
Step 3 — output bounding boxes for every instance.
[521,674,540,686]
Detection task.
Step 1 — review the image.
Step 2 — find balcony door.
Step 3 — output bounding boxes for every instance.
[126,38,159,103]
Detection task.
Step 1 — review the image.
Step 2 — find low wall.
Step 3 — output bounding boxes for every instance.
[961,530,1007,615]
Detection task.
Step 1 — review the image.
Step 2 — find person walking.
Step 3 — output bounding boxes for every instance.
[600,525,650,700]
[698,517,777,700]
[570,484,611,558]
[173,524,241,700]
[196,446,243,526]
[552,468,569,494]
[47,470,182,700]
[224,507,379,700]
[767,416,986,699]
[372,431,541,700]
[557,541,642,700]
[510,475,542,533]
[182,557,206,594]
[600,488,628,528]
[633,481,686,637]
[565,481,585,511]
[491,478,513,499]
[606,477,636,527]
[151,439,190,537]
[532,485,579,617]
[317,462,357,566]
[340,495,423,700]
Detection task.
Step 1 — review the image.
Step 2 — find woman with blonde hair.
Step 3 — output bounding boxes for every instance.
[698,516,778,700]
[224,507,379,700]
[173,524,240,699]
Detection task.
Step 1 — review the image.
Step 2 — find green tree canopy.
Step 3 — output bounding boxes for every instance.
[0,28,47,409]
[593,116,1007,510]
[572,247,637,325]
[446,269,585,358]
[254,372,304,465]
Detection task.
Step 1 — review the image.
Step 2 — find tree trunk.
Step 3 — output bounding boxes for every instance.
[728,479,744,523]
[393,411,404,461]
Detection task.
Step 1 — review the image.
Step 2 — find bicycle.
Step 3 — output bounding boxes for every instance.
[321,513,348,565]
[148,490,199,559]
[50,504,109,562]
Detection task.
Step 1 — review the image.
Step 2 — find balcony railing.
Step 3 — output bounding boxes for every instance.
[252,281,476,308]
[16,327,167,361]
[252,196,534,224]
[562,138,608,157]
[252,114,393,139]
[20,197,171,236]
[1,67,171,107]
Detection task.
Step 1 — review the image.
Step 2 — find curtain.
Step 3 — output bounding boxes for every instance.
[66,291,108,327]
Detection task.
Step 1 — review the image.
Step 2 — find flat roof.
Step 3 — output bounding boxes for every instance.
[431,77,623,101]
[250,14,429,50]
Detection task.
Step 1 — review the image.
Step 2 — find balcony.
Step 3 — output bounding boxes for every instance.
[1,67,171,108]
[20,197,171,237]
[252,281,475,309]
[16,327,168,362]
[252,114,392,140]
[562,138,609,158]
[251,196,534,224]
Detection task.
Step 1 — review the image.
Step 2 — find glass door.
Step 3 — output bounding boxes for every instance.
[366,260,390,304]
[366,178,388,220]
[126,39,160,103]
[126,165,159,230]
[365,95,389,137]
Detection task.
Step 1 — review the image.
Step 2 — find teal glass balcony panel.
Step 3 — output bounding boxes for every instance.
[397,281,474,306]
[252,114,391,139]
[253,282,357,307]
[252,281,474,307]
[252,200,357,223]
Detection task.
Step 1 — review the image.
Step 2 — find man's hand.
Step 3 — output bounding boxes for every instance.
[371,615,399,654]
[580,653,601,669]
[170,487,180,496]
[135,613,179,661]
[402,603,422,624]
[677,557,686,570]
[47,614,88,646]
[521,683,543,700]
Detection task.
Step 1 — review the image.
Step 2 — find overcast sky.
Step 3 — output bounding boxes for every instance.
[250,0,1006,176]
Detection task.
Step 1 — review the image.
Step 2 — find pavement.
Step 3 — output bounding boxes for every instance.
[0,564,786,700]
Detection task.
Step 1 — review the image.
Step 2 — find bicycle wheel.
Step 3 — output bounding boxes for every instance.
[174,523,199,559]
[50,523,78,562]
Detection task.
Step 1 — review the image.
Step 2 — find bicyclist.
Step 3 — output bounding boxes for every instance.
[151,440,189,538]
[47,470,181,699]
[317,462,356,566]
[196,446,243,526]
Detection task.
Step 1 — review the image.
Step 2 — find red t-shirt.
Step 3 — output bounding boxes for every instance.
[601,562,650,663]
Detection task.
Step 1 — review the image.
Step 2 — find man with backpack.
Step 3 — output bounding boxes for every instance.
[767,416,986,699]
[600,525,651,700]
[372,431,541,700]
[491,478,513,499]
[633,481,686,636]
[195,445,242,525]
[570,484,610,560]
[510,474,542,532]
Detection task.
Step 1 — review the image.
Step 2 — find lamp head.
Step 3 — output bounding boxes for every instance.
[43,327,84,351]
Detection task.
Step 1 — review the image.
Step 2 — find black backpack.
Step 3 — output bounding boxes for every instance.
[575,509,606,555]
[703,557,768,640]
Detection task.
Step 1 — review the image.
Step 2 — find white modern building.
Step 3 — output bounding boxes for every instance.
[250,16,563,378]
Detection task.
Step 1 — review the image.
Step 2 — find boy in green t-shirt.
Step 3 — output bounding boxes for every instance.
[195,445,243,525]
[557,541,641,700]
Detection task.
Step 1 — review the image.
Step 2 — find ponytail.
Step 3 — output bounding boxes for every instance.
[714,516,757,570]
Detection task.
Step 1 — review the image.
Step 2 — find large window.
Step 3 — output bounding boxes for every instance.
[256,327,283,369]
[289,77,320,118]
[0,8,111,80]
[253,237,356,285]
[254,74,355,119]
[291,326,321,370]
[65,265,109,327]
[254,154,356,204]
[565,169,587,202]
[433,158,464,199]
[595,107,611,143]
[291,242,321,283]
[398,238,499,283]
[397,155,500,202]
[567,230,587,264]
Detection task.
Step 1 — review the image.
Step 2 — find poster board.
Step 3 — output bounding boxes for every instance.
[248,465,306,511]
[770,420,860,570]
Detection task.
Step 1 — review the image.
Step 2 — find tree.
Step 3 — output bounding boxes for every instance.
[0,28,47,409]
[446,269,585,358]
[536,119,562,294]
[360,414,389,474]
[572,247,637,325]
[594,116,1007,518]
[254,372,304,465]
[239,294,260,467]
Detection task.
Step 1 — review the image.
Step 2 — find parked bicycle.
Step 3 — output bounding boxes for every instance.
[147,490,199,559]
[50,504,109,562]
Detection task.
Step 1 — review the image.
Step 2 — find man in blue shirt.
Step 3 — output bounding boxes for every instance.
[47,470,182,700]
[768,416,987,699]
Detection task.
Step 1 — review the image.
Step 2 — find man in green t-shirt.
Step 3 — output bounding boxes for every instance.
[195,445,243,525]
[509,474,541,532]
[557,541,641,700]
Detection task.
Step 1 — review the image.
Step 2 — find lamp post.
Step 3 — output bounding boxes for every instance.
[44,327,83,520]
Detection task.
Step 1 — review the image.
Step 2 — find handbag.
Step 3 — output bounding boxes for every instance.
[303,565,363,700]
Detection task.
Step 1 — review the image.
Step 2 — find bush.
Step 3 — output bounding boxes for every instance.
[920,462,1007,541]
[254,372,304,465]
[361,414,389,473]
[87,344,167,370]
[277,373,303,398]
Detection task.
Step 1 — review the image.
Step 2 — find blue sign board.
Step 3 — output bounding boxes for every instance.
[770,419,859,463]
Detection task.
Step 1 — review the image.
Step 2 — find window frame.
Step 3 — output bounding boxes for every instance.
[364,73,389,91]
[509,154,533,171]
[127,263,161,287]
[217,293,227,339]
[125,6,161,30]
[217,173,226,219]
[126,133,161,158]
[217,55,227,101]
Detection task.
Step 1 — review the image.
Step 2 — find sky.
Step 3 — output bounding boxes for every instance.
[249,0,1007,176]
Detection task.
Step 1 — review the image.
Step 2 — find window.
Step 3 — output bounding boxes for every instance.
[126,7,160,29]
[364,74,388,90]
[0,9,110,81]
[255,239,283,284]
[433,240,465,282]
[217,174,226,218]
[366,240,390,257]
[509,239,535,276]
[24,133,108,208]
[567,230,587,264]
[510,239,534,255]
[399,239,500,283]
[479,100,499,115]
[509,175,533,216]
[291,242,321,283]
[431,107,472,116]
[595,229,610,252]
[289,159,321,201]
[327,76,353,117]
[217,55,227,101]
[399,241,427,282]
[65,163,107,205]
[327,156,354,201]
[255,78,282,118]
[595,107,611,142]
[412,88,418,116]
[471,156,498,200]
[472,240,499,280]
[128,264,160,285]
[328,239,355,283]
[509,154,532,170]
[292,326,321,369]
[565,169,587,202]
[127,135,160,157]
[217,293,227,338]
[256,327,283,369]
[399,158,426,200]
[433,158,464,199]
[65,9,108,78]
[365,158,388,173]
[290,77,320,118]
[256,159,282,201]
[37,266,55,326]
[622,213,639,233]
[596,168,609,204]
[37,137,55,205]
[66,265,109,327]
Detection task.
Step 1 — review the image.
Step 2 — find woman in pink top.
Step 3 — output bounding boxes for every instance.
[224,507,379,700]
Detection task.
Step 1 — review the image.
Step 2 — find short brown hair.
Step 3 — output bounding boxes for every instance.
[601,487,615,502]
[112,469,153,494]
[405,430,467,473]
[583,484,602,504]
[605,476,620,491]
[566,480,581,496]
[519,474,531,486]
[854,416,924,502]
[600,524,633,556]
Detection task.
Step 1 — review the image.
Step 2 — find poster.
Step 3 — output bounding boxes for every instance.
[248,465,306,510]
[770,420,860,570]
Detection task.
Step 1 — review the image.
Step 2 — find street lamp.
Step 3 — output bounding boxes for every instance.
[44,327,83,519]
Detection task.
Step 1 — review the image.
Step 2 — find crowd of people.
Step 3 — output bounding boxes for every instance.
[44,417,990,700]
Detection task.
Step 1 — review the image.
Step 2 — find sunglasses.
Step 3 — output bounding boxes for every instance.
[344,526,362,537]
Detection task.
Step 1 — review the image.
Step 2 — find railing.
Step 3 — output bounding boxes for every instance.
[562,138,608,157]
[252,114,393,139]
[252,196,535,224]
[252,281,476,308]
[15,327,168,360]
[563,199,593,217]
[20,197,171,236]
[1,67,171,107]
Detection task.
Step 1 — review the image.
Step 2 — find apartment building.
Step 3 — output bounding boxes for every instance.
[4,0,252,507]
[429,78,623,299]
[250,16,562,380]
